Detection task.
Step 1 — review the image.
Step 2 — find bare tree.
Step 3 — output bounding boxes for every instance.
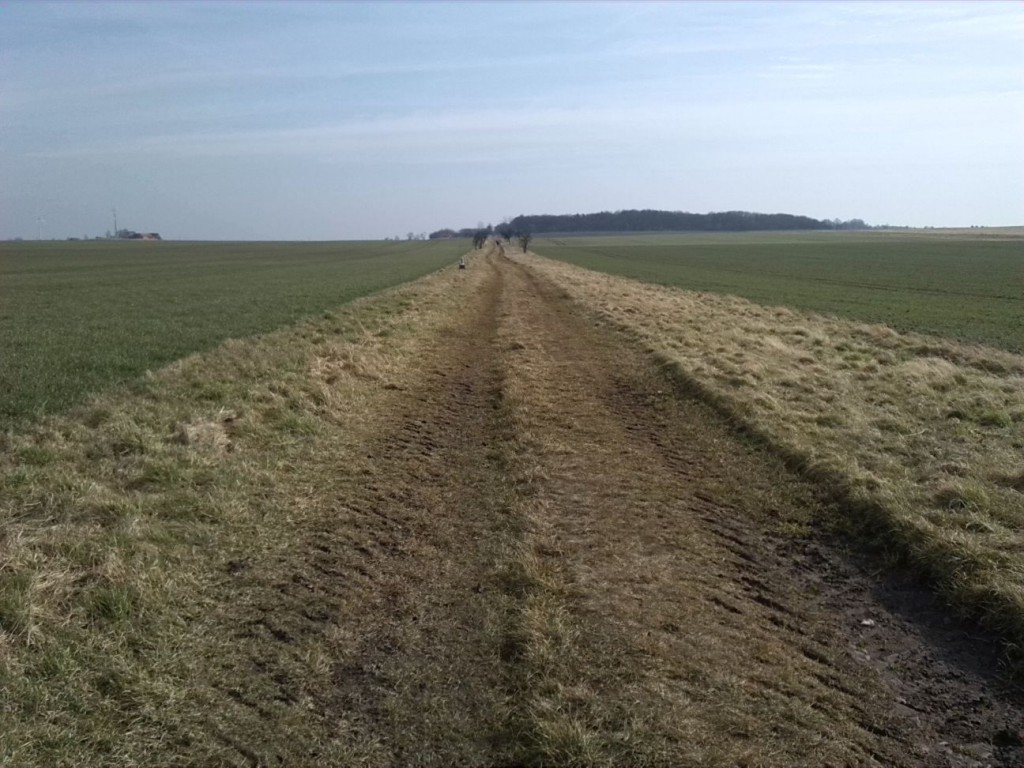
[517,232,532,253]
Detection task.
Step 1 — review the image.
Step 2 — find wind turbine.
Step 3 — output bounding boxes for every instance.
[36,212,45,241]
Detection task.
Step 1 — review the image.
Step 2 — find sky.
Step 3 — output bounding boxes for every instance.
[1,1,1022,240]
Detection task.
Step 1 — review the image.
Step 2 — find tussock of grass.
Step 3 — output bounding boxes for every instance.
[519,250,1024,666]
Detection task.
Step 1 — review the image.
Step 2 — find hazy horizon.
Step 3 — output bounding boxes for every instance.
[2,1,1022,241]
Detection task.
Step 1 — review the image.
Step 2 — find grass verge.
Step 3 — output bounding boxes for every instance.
[534,230,1024,352]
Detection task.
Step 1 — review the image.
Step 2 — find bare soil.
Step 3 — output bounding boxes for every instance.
[57,248,1023,765]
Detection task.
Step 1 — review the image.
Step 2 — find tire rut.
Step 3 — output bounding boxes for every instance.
[497,253,1024,767]
[205,254,522,766]
[304,256,517,765]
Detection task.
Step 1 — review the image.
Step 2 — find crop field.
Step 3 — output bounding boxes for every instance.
[534,230,1024,352]
[3,238,1024,766]
[0,239,465,426]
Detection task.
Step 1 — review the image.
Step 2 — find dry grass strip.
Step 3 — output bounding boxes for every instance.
[492,376,603,767]
[517,250,1024,665]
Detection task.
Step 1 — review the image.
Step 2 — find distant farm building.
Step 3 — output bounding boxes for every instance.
[115,229,161,240]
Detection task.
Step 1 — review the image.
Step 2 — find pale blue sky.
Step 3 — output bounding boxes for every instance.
[2,0,1021,240]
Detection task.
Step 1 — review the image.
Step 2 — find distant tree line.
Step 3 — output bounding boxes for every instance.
[504,210,870,234]
[429,225,493,240]
[429,210,870,243]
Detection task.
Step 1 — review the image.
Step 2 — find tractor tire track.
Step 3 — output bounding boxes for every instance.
[202,253,522,766]
[497,252,1024,767]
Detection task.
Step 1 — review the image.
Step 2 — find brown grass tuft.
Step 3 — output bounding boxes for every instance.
[170,409,237,453]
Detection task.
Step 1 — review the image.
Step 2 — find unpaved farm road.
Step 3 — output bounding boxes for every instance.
[214,249,1024,767]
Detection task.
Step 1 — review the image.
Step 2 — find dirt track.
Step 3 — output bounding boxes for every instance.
[206,249,1024,766]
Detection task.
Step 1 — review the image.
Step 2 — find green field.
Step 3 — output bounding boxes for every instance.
[0,239,467,426]
[533,230,1024,352]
